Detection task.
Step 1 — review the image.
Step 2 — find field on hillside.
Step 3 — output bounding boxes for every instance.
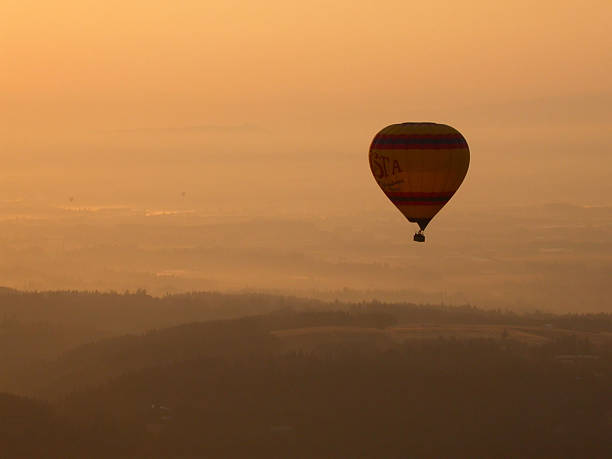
[273,323,612,352]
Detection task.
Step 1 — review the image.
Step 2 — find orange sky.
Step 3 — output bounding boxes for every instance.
[0,1,611,307]
[1,0,611,208]
[3,1,610,130]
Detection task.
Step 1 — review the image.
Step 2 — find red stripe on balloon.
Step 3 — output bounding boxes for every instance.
[372,134,467,150]
[387,192,453,206]
[390,200,449,206]
[386,192,455,199]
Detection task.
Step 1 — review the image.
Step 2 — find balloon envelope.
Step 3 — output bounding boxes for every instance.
[369,122,469,231]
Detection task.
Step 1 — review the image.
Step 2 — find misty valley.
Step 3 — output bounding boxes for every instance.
[0,201,610,312]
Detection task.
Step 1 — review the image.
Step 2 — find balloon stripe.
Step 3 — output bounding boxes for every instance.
[376,134,466,139]
[390,198,450,204]
[386,192,455,198]
[393,201,448,206]
[374,142,466,150]
[373,134,467,150]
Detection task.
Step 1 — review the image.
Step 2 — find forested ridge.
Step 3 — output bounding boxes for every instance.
[2,288,611,332]
[1,289,611,457]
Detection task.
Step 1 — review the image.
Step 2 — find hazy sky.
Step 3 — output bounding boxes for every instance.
[2,0,611,208]
[0,1,611,308]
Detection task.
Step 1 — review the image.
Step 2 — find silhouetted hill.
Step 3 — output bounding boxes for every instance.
[1,288,610,334]
[2,289,611,399]
[0,289,330,333]
[30,310,397,398]
[0,393,77,458]
[30,319,275,398]
[1,289,611,457]
[60,339,612,458]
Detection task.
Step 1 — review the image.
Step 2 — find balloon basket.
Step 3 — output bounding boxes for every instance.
[413,232,425,243]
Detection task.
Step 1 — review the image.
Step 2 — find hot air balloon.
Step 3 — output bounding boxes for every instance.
[369,122,469,242]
